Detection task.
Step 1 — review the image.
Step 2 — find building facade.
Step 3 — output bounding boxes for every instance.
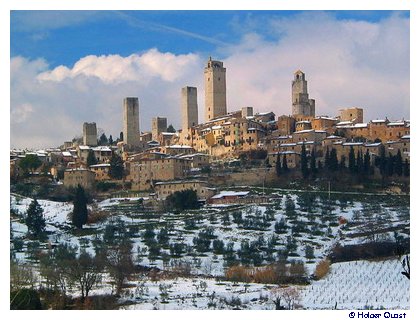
[152,117,168,141]
[83,122,97,146]
[204,57,227,121]
[181,86,198,134]
[292,70,315,117]
[123,97,140,148]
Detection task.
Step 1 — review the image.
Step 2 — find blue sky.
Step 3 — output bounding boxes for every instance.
[11,11,408,68]
[10,10,410,148]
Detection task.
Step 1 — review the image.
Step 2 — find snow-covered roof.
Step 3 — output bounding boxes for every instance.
[162,132,176,136]
[342,142,364,146]
[89,164,111,168]
[365,143,381,147]
[167,145,193,149]
[296,120,311,124]
[78,145,90,150]
[401,135,410,140]
[371,119,387,123]
[336,121,353,126]
[269,151,299,155]
[354,123,368,128]
[280,143,297,147]
[212,125,222,130]
[387,122,405,126]
[211,191,250,199]
[62,151,72,157]
[294,129,315,134]
[92,146,112,152]
[325,135,342,139]
[155,180,206,186]
[297,141,315,145]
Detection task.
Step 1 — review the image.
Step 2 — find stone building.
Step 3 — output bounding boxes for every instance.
[277,115,296,136]
[339,107,364,124]
[241,107,253,118]
[181,86,198,134]
[204,57,227,121]
[128,157,191,191]
[123,97,140,148]
[152,117,168,141]
[292,70,315,117]
[63,168,96,189]
[83,122,98,146]
[154,180,215,200]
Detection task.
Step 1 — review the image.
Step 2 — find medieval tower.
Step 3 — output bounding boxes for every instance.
[152,117,168,141]
[204,57,227,121]
[181,86,198,133]
[292,70,315,117]
[82,122,97,146]
[123,97,140,148]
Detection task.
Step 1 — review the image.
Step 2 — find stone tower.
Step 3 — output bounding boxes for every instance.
[292,70,315,117]
[82,122,97,146]
[204,57,227,121]
[123,97,140,147]
[181,86,198,133]
[152,117,167,141]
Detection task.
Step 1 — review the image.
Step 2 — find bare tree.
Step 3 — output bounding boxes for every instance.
[67,250,103,303]
[270,286,301,310]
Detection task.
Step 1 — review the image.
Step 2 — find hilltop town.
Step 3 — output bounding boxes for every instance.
[10,58,410,310]
[11,57,410,201]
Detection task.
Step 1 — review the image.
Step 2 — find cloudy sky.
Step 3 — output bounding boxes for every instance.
[10,10,409,149]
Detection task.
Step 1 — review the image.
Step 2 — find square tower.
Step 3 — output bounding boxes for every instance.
[83,122,97,146]
[123,97,140,147]
[204,57,227,121]
[292,70,315,117]
[181,86,198,133]
[152,117,168,141]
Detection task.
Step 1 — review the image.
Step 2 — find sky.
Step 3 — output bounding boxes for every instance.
[10,10,410,149]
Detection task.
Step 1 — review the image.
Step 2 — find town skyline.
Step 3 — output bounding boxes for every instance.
[10,10,410,149]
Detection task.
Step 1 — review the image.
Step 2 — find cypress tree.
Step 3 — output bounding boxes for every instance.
[363,150,371,175]
[301,144,309,179]
[275,152,282,177]
[86,149,97,167]
[109,135,114,145]
[72,185,88,229]
[356,150,363,174]
[378,145,387,176]
[310,148,317,175]
[324,147,330,170]
[387,153,394,176]
[329,148,338,171]
[282,154,288,172]
[340,155,346,171]
[25,199,46,238]
[403,159,409,177]
[348,146,356,174]
[110,153,124,180]
[395,150,403,176]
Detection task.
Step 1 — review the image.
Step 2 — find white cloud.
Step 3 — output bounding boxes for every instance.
[10,13,409,149]
[11,50,203,149]
[38,49,199,83]
[223,13,409,121]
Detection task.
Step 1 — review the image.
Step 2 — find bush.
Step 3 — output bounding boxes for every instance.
[314,259,331,280]
[253,266,278,284]
[224,265,252,283]
[166,189,199,212]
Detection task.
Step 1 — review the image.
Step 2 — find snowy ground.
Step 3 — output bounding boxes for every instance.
[9,190,410,309]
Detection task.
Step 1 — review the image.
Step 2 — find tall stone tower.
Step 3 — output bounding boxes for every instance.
[204,57,227,121]
[82,122,97,146]
[292,70,315,117]
[152,117,167,141]
[123,97,140,148]
[181,86,198,133]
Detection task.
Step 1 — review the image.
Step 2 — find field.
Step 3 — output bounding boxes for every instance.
[9,188,410,309]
